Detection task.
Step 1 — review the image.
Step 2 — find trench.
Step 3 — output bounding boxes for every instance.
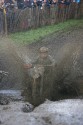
[0,28,83,106]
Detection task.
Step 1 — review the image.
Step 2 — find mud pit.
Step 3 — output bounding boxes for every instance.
[0,27,83,98]
[0,26,83,125]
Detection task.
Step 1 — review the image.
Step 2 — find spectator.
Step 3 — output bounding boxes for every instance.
[58,0,65,4]
[53,0,58,4]
[36,0,43,9]
[4,0,13,4]
[65,0,71,5]
[12,0,18,9]
[75,0,80,3]
[24,0,34,8]
[3,0,16,12]
[33,0,37,7]
[58,0,66,8]
[17,0,24,9]
[45,0,53,7]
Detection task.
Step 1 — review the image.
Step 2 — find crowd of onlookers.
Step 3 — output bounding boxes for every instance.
[0,0,81,12]
[0,0,81,34]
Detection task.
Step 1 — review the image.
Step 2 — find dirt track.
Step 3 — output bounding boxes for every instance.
[0,26,83,89]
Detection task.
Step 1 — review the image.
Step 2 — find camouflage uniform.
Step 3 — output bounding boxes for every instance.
[23,47,55,106]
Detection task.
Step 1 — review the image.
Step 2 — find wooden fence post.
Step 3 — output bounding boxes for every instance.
[80,0,83,17]
[4,8,8,36]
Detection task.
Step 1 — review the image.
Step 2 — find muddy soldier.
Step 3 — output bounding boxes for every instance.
[22,47,55,106]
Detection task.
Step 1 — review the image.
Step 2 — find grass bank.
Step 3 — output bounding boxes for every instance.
[10,19,83,45]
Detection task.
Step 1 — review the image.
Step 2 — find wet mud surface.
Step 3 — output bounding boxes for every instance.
[0,27,83,91]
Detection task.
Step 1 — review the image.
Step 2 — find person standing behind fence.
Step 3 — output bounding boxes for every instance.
[36,0,43,9]
[45,0,53,7]
[0,0,4,35]
[24,0,34,8]
[12,0,18,9]
[17,0,24,9]
[53,0,58,5]
[3,0,17,12]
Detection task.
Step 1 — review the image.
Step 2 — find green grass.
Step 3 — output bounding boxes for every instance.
[10,19,83,45]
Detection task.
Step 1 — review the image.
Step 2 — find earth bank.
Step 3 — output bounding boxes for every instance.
[0,99,83,125]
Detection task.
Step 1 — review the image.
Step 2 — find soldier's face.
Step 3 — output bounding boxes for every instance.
[40,52,48,59]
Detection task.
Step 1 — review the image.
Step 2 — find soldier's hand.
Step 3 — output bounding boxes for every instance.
[24,64,32,69]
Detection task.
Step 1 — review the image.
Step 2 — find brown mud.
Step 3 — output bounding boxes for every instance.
[0,27,83,91]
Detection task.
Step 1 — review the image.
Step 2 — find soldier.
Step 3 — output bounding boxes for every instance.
[22,47,56,106]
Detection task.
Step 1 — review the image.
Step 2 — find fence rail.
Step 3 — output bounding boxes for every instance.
[0,3,82,35]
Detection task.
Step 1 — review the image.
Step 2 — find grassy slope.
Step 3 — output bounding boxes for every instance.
[10,19,83,45]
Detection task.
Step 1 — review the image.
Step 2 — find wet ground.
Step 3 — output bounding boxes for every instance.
[0,90,22,101]
[0,99,83,125]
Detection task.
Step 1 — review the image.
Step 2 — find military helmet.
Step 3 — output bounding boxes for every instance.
[39,47,48,53]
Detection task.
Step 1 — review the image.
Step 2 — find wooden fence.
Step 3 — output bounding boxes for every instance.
[0,2,82,35]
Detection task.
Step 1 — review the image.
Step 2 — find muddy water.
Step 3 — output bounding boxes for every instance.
[0,28,83,105]
[0,90,23,101]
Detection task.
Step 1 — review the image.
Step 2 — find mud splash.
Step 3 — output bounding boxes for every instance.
[0,28,83,96]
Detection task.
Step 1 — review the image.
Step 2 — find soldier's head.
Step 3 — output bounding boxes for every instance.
[39,47,49,59]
